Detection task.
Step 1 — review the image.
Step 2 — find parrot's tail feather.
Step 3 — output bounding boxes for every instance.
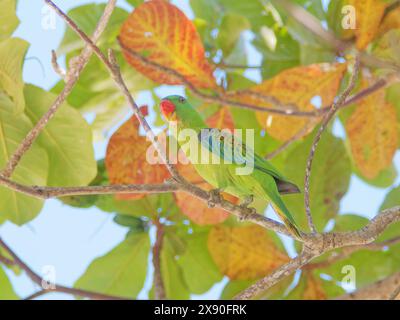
[282,216,302,239]
[275,179,301,195]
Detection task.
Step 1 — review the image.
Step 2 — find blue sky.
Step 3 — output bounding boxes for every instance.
[1,0,399,300]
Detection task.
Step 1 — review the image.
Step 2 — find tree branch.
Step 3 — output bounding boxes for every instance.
[272,0,349,53]
[0,237,127,300]
[338,272,400,300]
[1,0,117,178]
[152,220,166,300]
[118,41,398,119]
[234,252,316,300]
[304,56,360,233]
[304,236,400,270]
[43,0,181,181]
[235,206,400,299]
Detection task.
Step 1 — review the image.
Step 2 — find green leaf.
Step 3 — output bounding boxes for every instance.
[380,185,400,211]
[126,0,144,7]
[0,267,18,299]
[284,131,352,230]
[161,234,190,299]
[0,91,48,225]
[57,4,129,55]
[177,231,223,294]
[24,85,96,187]
[253,29,300,79]
[373,29,400,66]
[113,215,148,233]
[0,0,19,40]
[327,0,352,39]
[75,232,150,298]
[216,13,250,57]
[300,44,336,65]
[220,280,253,299]
[96,194,180,220]
[0,38,28,113]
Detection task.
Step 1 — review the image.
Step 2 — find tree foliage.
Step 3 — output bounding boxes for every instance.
[0,0,399,300]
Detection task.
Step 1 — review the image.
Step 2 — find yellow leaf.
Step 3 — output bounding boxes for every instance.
[346,83,398,179]
[119,0,216,89]
[379,6,400,35]
[226,63,346,142]
[349,0,388,49]
[208,225,288,280]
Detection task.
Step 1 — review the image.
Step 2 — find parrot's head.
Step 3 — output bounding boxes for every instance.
[160,95,204,128]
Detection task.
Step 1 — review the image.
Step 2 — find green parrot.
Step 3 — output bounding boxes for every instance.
[160,95,301,238]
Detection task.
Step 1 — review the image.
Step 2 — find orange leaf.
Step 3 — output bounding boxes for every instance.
[346,83,398,179]
[226,63,347,142]
[174,160,234,225]
[379,6,400,35]
[208,225,289,280]
[105,116,169,200]
[299,273,327,300]
[349,0,388,49]
[119,0,216,89]
[206,106,235,131]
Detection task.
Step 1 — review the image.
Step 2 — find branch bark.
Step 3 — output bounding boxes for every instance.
[152,220,166,300]
[235,206,400,299]
[337,272,400,300]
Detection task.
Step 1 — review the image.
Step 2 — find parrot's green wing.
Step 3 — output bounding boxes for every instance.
[198,128,299,194]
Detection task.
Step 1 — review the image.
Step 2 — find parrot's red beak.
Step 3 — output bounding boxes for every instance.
[160,99,176,120]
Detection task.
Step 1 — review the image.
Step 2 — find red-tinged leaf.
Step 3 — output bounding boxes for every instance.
[119,0,216,89]
[105,115,169,200]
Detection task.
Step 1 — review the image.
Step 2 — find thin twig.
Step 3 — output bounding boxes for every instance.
[1,0,117,178]
[304,56,361,233]
[338,272,400,300]
[51,50,66,79]
[389,284,400,300]
[118,41,397,118]
[0,237,127,300]
[273,0,349,53]
[44,0,181,180]
[152,220,166,300]
[265,122,316,159]
[24,290,49,300]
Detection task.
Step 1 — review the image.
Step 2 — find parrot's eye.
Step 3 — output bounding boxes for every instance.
[178,96,186,103]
